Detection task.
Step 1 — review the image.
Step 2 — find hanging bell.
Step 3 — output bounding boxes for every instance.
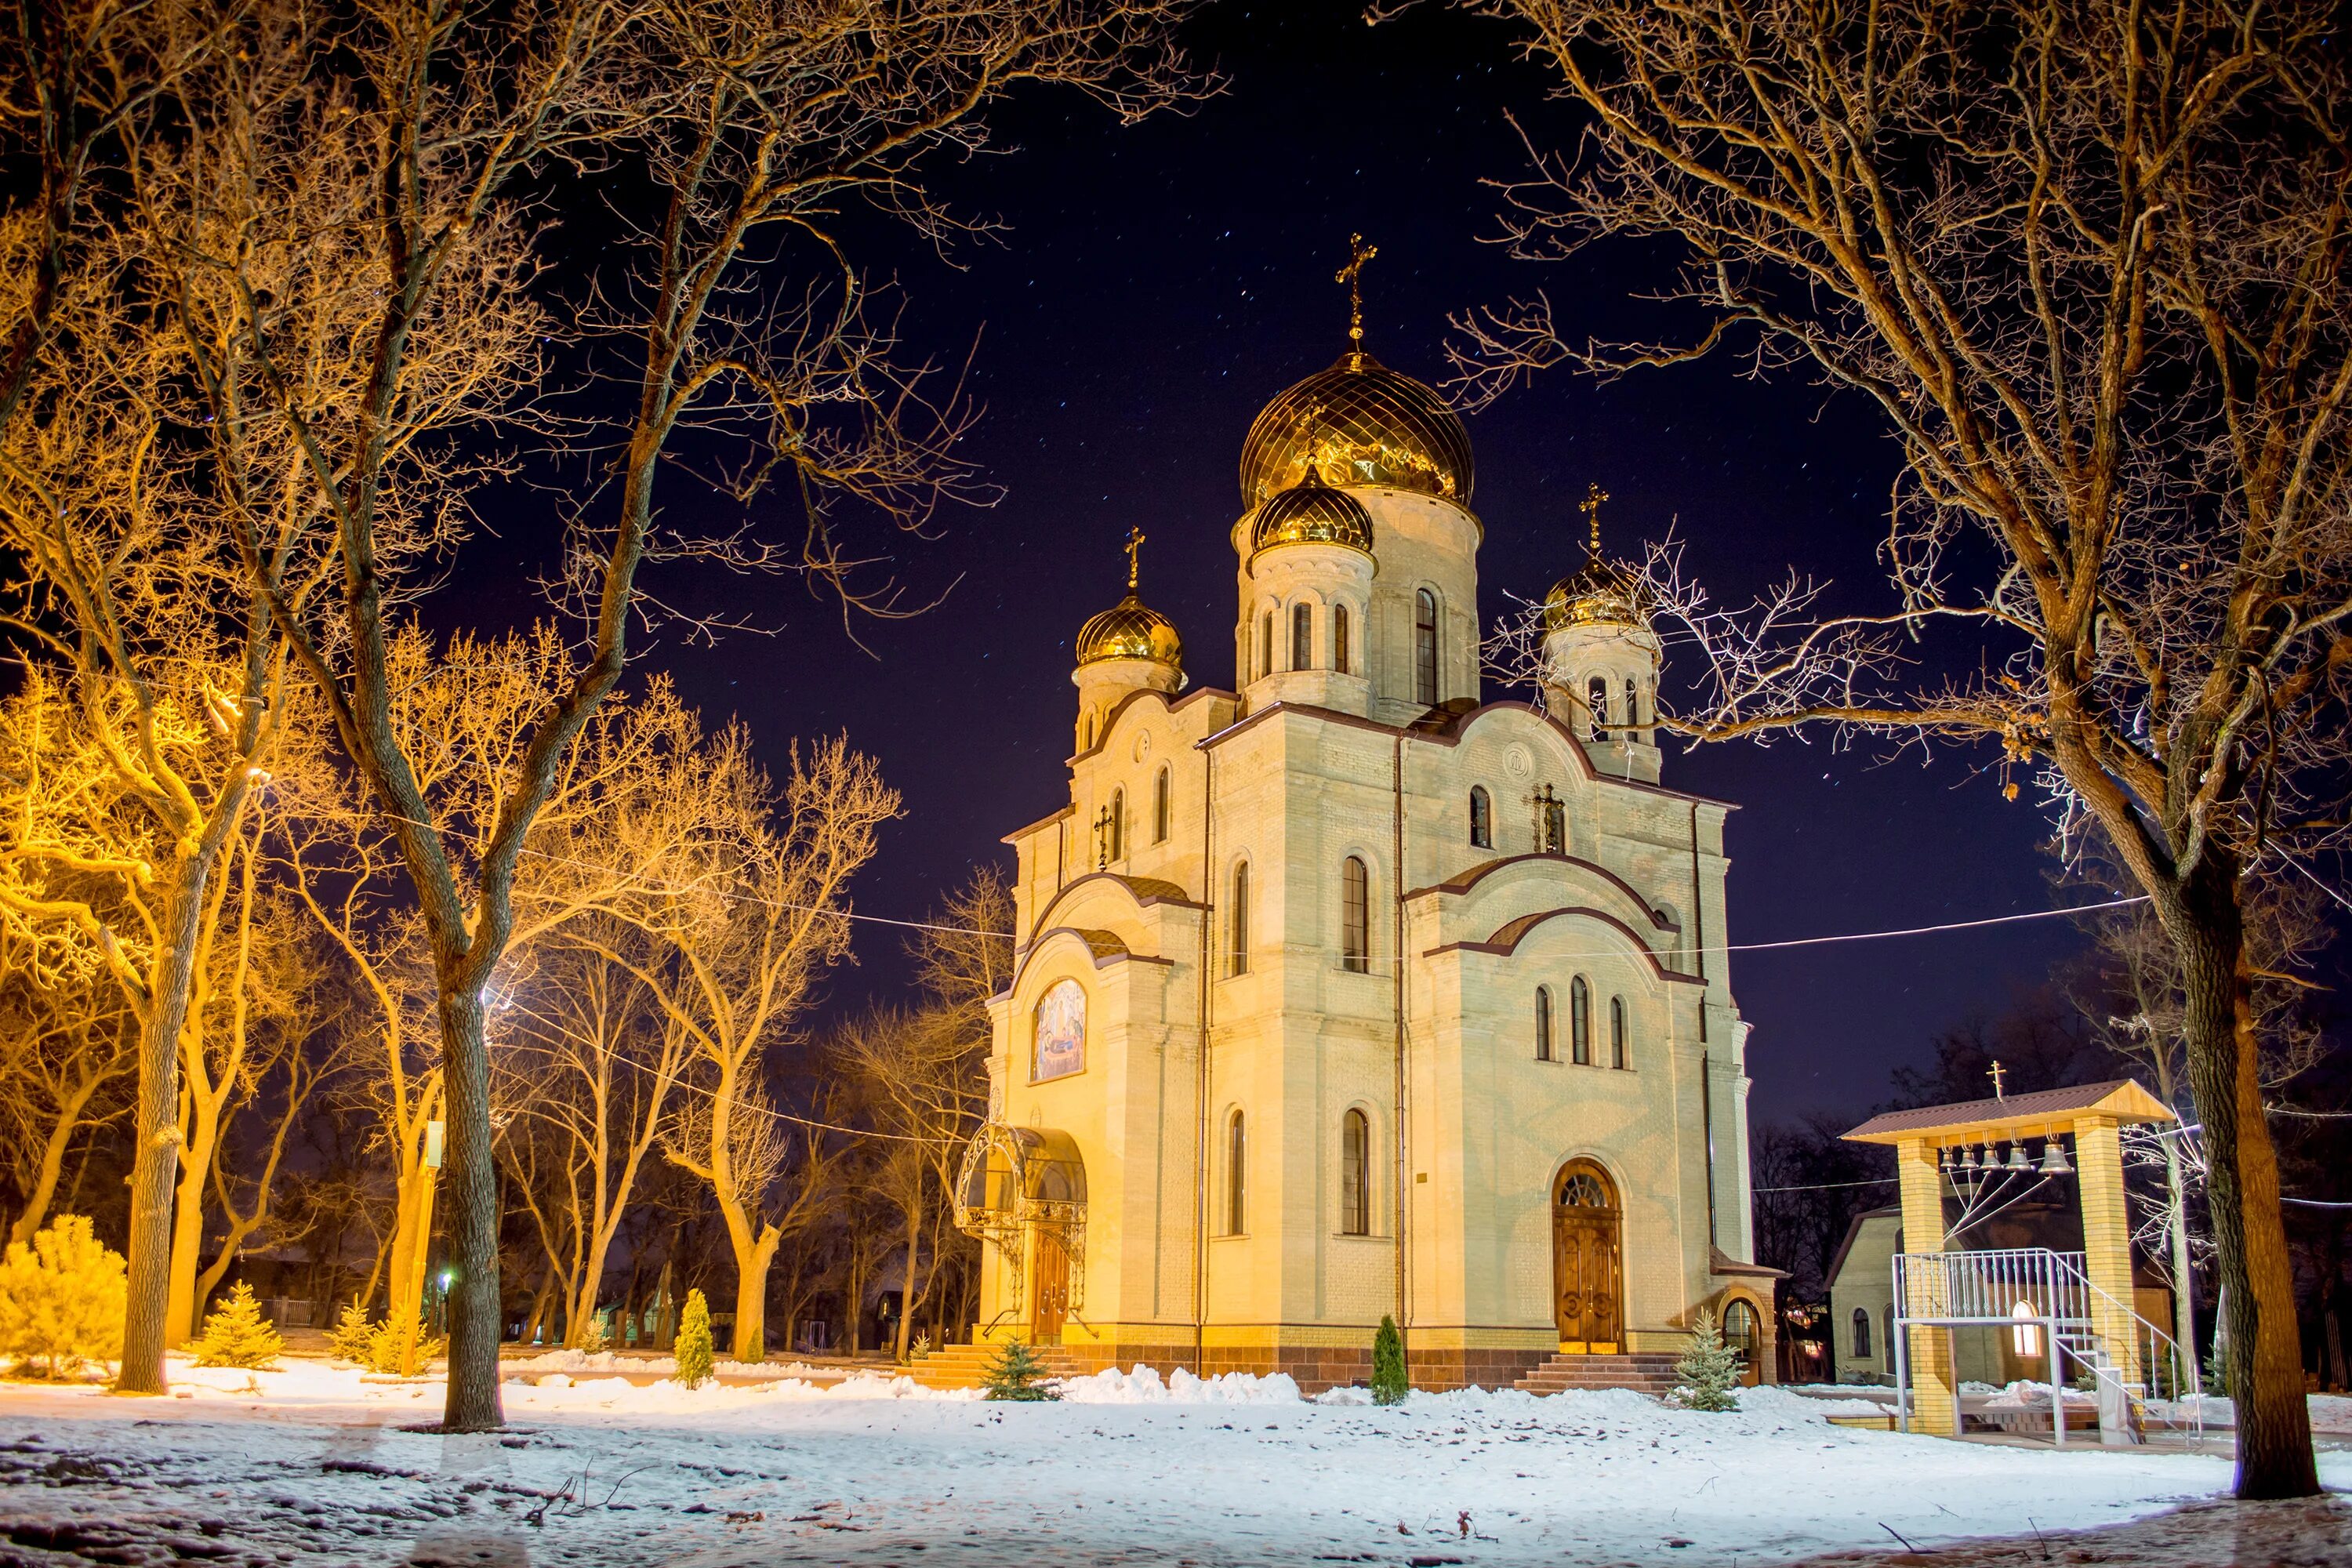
[2005,1142,2032,1172]
[2038,1138,2073,1176]
[1961,1145,1979,1171]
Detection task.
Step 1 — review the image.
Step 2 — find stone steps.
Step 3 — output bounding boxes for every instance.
[902,1342,1086,1392]
[1515,1352,1683,1396]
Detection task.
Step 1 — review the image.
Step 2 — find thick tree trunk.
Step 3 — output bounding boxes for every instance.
[731,1229,780,1363]
[118,853,219,1394]
[2173,858,2318,1498]
[435,985,503,1431]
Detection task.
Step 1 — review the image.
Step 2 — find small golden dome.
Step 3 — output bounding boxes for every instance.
[1238,353,1474,506]
[1544,556,1645,630]
[1250,468,1374,559]
[1076,593,1183,670]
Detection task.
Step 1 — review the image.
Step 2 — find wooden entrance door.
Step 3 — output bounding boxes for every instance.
[1552,1160,1623,1352]
[1031,1228,1069,1346]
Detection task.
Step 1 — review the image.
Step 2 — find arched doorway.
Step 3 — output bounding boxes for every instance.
[1552,1160,1624,1353]
[1722,1297,1762,1387]
[953,1125,1088,1348]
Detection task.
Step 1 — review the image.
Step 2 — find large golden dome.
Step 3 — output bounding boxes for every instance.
[1238,352,1474,506]
[1544,557,1645,630]
[1076,593,1182,670]
[1250,468,1374,560]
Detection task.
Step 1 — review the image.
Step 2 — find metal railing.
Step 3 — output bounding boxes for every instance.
[1890,1247,2203,1450]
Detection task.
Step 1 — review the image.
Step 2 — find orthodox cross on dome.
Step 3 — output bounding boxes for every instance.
[1123,525,1145,593]
[1988,1059,2007,1100]
[1581,482,1611,557]
[1336,234,1377,361]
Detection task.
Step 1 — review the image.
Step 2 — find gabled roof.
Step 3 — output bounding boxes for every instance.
[1842,1079,2175,1146]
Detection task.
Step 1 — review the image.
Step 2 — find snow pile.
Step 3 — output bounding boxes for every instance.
[1734,1385,1888,1420]
[1057,1365,1305,1404]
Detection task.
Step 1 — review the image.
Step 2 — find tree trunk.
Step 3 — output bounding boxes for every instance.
[118,855,217,1394]
[896,1190,923,1363]
[7,1069,105,1247]
[731,1228,781,1363]
[165,1091,225,1346]
[2162,1138,2198,1385]
[2174,858,2318,1498]
[435,985,503,1431]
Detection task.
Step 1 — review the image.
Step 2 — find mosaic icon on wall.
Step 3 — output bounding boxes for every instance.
[1033,978,1086,1083]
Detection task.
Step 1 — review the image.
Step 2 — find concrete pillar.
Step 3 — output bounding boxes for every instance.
[1895,1138,1958,1438]
[2074,1116,2143,1388]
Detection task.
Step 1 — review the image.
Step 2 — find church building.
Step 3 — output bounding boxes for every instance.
[953,266,1774,1392]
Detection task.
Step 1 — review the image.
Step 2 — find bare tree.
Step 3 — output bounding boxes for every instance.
[0,931,136,1245]
[1453,0,2348,1495]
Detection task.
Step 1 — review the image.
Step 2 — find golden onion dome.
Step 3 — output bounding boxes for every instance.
[1076,593,1183,670]
[1544,556,1645,630]
[1250,466,1374,560]
[1238,352,1475,506]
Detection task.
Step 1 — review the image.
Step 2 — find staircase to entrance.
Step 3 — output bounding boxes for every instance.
[903,1340,1087,1392]
[1513,1351,1682,1396]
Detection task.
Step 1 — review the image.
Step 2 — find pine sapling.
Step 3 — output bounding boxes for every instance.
[675,1290,713,1389]
[982,1338,1061,1401]
[194,1281,285,1369]
[0,1216,127,1381]
[328,1301,377,1364]
[1670,1308,1743,1412]
[1371,1315,1408,1406]
[578,1309,609,1355]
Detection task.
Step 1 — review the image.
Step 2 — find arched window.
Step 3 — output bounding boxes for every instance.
[1882,1306,1896,1370]
[1340,855,1370,974]
[1468,786,1491,848]
[1334,604,1352,674]
[1292,602,1313,671]
[1624,676,1641,728]
[1108,788,1124,863]
[1226,1109,1247,1234]
[1570,977,1592,1065]
[1851,1306,1872,1359]
[1229,862,1250,976]
[1535,985,1555,1062]
[1340,1109,1370,1236]
[1414,588,1439,705]
[1082,716,1094,750]
[1587,675,1610,736]
[1610,996,1628,1069]
[1260,612,1275,678]
[1722,1299,1759,1380]
[1153,766,1172,844]
[2010,1299,2043,1359]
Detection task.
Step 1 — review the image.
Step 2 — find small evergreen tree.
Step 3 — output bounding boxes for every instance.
[360,1311,444,1375]
[1670,1308,1743,1411]
[328,1301,376,1363]
[982,1338,1060,1401]
[674,1290,713,1389]
[0,1216,127,1381]
[1371,1315,1408,1406]
[194,1281,284,1369]
[577,1308,609,1354]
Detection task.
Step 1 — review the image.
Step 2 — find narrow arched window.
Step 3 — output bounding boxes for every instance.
[1587,675,1610,736]
[1625,676,1641,728]
[1227,1109,1247,1234]
[1340,1109,1370,1236]
[1109,788,1124,863]
[1334,604,1352,674]
[1414,589,1440,705]
[1882,1307,1896,1370]
[1851,1307,1872,1359]
[1340,855,1369,973]
[1292,603,1313,671]
[1535,985,1555,1062]
[1229,862,1250,976]
[1610,995,1628,1069]
[1570,976,1592,1065]
[1153,766,1171,844]
[1260,612,1275,678]
[1468,786,1491,848]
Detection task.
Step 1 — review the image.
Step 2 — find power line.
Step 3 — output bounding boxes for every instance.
[1751,1176,1896,1194]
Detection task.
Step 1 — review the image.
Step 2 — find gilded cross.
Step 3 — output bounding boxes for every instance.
[1124,525,1145,592]
[1581,482,1611,556]
[1988,1058,2007,1100]
[1335,234,1377,347]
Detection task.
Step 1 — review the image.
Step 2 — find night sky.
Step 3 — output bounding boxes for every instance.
[517,2,2089,1126]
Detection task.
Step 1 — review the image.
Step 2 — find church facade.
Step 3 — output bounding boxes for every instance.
[954,315,1774,1391]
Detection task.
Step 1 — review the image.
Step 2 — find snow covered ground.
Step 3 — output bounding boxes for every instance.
[0,1357,2341,1566]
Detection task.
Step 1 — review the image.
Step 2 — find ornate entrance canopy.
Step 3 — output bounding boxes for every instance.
[954,1125,1089,1316]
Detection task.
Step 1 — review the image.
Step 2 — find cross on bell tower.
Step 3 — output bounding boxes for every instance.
[1123,525,1145,593]
[1336,234,1377,368]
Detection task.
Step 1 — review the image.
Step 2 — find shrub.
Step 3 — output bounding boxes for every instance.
[194,1281,284,1369]
[674,1290,713,1389]
[0,1216,127,1381]
[1669,1308,1742,1412]
[1371,1315,1408,1406]
[365,1311,445,1375]
[577,1309,609,1354]
[982,1338,1060,1401]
